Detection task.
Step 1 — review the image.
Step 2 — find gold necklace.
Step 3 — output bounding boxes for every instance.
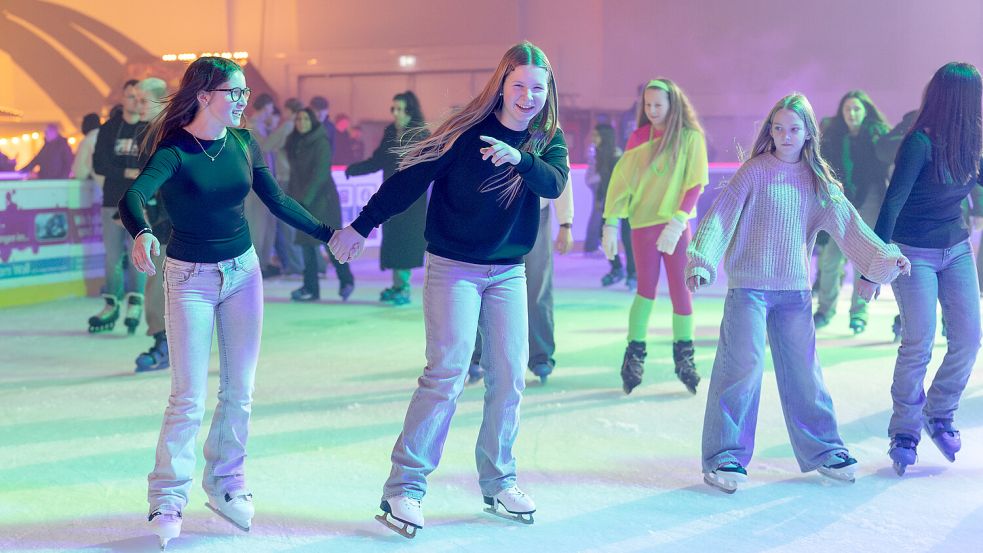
[190,131,227,162]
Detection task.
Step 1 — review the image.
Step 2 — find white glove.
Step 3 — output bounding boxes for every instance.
[656,217,687,254]
[602,224,619,260]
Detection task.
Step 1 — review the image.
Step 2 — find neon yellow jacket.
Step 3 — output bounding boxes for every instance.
[603,127,708,228]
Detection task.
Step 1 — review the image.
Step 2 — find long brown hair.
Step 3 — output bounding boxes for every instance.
[748,93,841,203]
[396,41,563,205]
[635,78,704,166]
[910,62,983,185]
[140,57,244,155]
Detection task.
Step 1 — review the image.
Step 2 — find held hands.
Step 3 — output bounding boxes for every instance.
[327,226,366,264]
[601,224,619,260]
[686,275,707,293]
[479,136,521,167]
[856,279,880,302]
[896,255,912,277]
[656,217,687,254]
[132,233,161,276]
[554,226,573,255]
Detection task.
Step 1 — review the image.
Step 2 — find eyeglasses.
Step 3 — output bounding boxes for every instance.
[208,87,252,102]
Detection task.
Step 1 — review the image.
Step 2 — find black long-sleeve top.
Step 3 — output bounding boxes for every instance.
[821,123,889,206]
[347,123,427,180]
[873,130,982,248]
[119,128,333,263]
[351,114,569,264]
[93,115,146,207]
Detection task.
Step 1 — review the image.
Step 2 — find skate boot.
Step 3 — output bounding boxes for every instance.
[849,315,866,335]
[530,363,553,384]
[813,310,832,330]
[291,286,319,302]
[379,286,397,302]
[339,282,355,301]
[148,505,182,550]
[123,292,144,335]
[376,496,423,538]
[704,461,747,494]
[892,315,902,343]
[483,486,535,524]
[817,451,858,483]
[88,294,120,333]
[672,340,700,394]
[205,490,253,531]
[467,362,485,385]
[601,266,625,287]
[924,418,961,462]
[390,286,411,306]
[620,341,646,395]
[135,331,170,372]
[889,433,918,476]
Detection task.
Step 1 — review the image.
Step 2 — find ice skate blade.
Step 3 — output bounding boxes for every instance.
[483,506,535,524]
[205,501,251,532]
[817,469,856,484]
[159,537,168,551]
[703,473,739,494]
[893,461,907,476]
[375,513,419,538]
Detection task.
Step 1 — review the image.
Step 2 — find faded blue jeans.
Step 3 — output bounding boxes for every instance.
[148,246,263,510]
[702,289,848,473]
[383,253,528,501]
[889,239,981,438]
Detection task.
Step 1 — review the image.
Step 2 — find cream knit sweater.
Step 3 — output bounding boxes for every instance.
[686,153,902,290]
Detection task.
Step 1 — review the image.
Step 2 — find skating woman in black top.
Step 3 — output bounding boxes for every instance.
[118,56,333,548]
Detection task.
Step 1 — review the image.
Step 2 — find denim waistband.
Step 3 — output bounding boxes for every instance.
[165,246,256,274]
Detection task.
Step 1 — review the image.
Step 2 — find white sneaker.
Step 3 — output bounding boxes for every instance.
[148,505,182,550]
[376,496,423,538]
[483,487,535,524]
[206,490,254,531]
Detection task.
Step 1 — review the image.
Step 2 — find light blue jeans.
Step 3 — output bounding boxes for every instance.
[101,207,146,298]
[889,239,981,438]
[702,289,848,473]
[148,247,263,510]
[383,253,528,501]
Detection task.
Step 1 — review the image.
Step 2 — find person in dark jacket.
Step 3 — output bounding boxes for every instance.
[18,123,74,179]
[345,90,429,305]
[814,90,891,334]
[286,108,354,301]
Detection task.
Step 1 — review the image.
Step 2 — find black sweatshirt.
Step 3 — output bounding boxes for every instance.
[874,130,982,248]
[119,128,333,263]
[93,115,146,207]
[351,114,569,264]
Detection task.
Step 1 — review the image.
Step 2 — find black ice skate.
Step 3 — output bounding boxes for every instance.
[135,331,170,372]
[620,340,646,394]
[376,497,423,538]
[483,487,535,524]
[88,294,120,333]
[672,340,700,394]
[123,292,143,335]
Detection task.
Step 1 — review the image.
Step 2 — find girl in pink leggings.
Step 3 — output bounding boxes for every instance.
[603,78,709,395]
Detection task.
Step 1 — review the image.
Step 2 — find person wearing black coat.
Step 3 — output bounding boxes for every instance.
[814,91,891,334]
[345,91,429,305]
[286,108,354,301]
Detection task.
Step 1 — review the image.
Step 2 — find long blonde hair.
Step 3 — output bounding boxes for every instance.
[397,41,563,205]
[748,93,841,203]
[635,78,704,166]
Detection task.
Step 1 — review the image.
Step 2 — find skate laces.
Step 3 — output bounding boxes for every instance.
[928,418,958,436]
[149,506,182,521]
[891,434,918,449]
[500,487,527,501]
[824,452,856,469]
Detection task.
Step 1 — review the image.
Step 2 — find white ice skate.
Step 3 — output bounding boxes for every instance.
[704,462,748,494]
[376,496,423,538]
[483,486,535,524]
[817,452,858,483]
[148,505,182,550]
[205,490,254,531]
